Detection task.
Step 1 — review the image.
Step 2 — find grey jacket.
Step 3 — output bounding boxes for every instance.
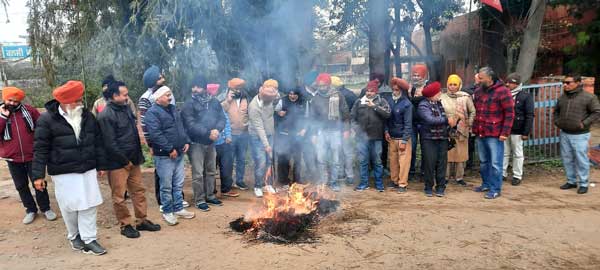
[248,95,275,148]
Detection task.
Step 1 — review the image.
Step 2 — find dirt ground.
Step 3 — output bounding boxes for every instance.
[1,136,600,269]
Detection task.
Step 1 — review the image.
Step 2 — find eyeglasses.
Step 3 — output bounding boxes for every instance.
[562,81,575,85]
[448,83,458,86]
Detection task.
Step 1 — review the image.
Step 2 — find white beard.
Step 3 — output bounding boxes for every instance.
[65,105,83,142]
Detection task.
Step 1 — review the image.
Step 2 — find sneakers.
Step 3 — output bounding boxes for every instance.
[560,182,578,190]
[44,210,57,221]
[206,198,223,206]
[196,203,210,212]
[577,186,588,194]
[70,235,85,251]
[222,191,240,197]
[511,178,522,186]
[279,185,290,192]
[82,240,107,256]
[424,190,433,197]
[264,185,277,194]
[377,188,385,193]
[136,220,161,231]
[328,183,341,192]
[159,205,164,213]
[182,201,190,208]
[388,183,400,190]
[234,182,249,190]
[345,178,355,186]
[484,192,501,199]
[355,185,369,191]
[474,186,490,193]
[397,187,407,193]
[254,188,263,198]
[456,179,467,186]
[435,189,446,197]
[23,212,36,224]
[175,209,196,219]
[120,225,140,238]
[162,213,178,226]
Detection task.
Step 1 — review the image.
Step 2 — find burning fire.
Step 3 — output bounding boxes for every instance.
[230,183,340,243]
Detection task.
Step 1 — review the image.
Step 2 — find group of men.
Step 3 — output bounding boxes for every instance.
[1,64,599,256]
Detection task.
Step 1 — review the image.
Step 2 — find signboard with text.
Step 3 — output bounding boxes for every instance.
[1,45,32,59]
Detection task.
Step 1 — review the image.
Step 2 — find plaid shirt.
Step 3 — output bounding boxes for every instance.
[472,81,514,138]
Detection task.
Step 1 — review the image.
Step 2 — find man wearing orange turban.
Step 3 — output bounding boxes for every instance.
[409,64,429,181]
[1,86,57,225]
[32,80,108,255]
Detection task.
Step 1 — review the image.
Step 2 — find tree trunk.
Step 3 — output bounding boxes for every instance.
[516,0,546,83]
[368,0,387,79]
[422,16,438,81]
[393,0,402,77]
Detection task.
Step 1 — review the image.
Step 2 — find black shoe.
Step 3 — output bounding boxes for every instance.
[560,183,578,190]
[136,220,161,232]
[69,235,85,251]
[435,189,446,197]
[456,180,467,186]
[577,186,588,194]
[120,225,140,238]
[511,178,522,186]
[82,240,107,256]
[397,187,407,193]
[206,198,223,206]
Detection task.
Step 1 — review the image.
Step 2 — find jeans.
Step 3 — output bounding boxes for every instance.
[302,135,318,181]
[316,130,342,185]
[7,161,51,213]
[560,132,591,187]
[154,155,185,214]
[250,135,273,188]
[231,133,249,186]
[276,133,302,185]
[216,143,234,193]
[503,135,524,179]
[476,137,504,194]
[421,139,448,192]
[357,139,384,189]
[189,144,217,204]
[340,136,355,180]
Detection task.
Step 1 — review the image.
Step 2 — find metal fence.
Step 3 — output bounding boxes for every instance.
[520,82,563,164]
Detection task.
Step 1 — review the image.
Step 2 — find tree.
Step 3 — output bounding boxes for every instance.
[516,0,546,83]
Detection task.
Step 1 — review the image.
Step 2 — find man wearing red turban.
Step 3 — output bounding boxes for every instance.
[0,87,57,225]
[32,80,108,255]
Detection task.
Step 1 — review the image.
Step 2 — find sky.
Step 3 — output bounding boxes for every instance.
[0,0,29,44]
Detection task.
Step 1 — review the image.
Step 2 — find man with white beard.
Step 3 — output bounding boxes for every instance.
[32,81,108,255]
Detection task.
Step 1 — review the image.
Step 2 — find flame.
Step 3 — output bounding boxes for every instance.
[242,183,334,231]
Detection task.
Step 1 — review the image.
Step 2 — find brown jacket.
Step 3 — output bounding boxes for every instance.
[221,92,249,135]
[554,87,600,134]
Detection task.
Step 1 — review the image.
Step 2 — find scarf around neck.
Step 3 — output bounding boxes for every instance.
[510,84,523,100]
[3,104,35,141]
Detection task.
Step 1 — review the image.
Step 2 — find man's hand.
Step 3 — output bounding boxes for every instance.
[149,148,154,156]
[209,129,220,141]
[0,104,9,117]
[182,144,190,153]
[580,122,585,129]
[169,149,178,159]
[34,179,46,191]
[367,99,375,107]
[278,111,287,117]
[384,132,391,143]
[298,129,306,137]
[226,91,235,102]
[311,136,317,145]
[264,145,272,154]
[399,143,407,152]
[499,135,508,142]
[343,131,350,139]
[225,138,232,144]
[98,171,106,177]
[448,117,457,127]
[521,135,529,140]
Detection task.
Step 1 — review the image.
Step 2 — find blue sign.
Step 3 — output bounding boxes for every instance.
[2,45,32,59]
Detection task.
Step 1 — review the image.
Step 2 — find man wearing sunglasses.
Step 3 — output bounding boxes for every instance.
[555,75,600,194]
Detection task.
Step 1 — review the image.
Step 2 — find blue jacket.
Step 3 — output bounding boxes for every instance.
[215,108,232,146]
[144,104,190,156]
[384,95,413,142]
[417,99,449,140]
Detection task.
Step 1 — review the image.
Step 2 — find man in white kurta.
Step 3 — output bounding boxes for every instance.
[32,80,107,255]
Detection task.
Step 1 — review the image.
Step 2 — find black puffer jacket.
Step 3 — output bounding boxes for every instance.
[97,101,144,170]
[181,95,226,145]
[32,100,106,180]
[351,95,391,140]
[511,90,534,135]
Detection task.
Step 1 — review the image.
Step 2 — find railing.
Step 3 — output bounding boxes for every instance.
[520,82,563,163]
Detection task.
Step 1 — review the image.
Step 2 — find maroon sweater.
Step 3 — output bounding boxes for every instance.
[0,104,40,163]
